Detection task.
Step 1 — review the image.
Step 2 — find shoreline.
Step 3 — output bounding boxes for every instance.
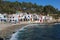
[0,21,60,40]
[0,23,28,40]
[0,21,40,40]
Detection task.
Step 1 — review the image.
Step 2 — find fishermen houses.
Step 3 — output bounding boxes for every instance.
[39,14,53,23]
[23,13,32,21]
[0,12,53,23]
[32,14,39,21]
[0,13,7,22]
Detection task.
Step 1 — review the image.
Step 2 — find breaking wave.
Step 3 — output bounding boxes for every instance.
[10,24,60,40]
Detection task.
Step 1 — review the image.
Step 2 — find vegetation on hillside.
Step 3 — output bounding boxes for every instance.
[0,0,60,18]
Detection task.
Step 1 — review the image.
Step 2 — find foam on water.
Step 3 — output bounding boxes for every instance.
[9,23,52,40]
[10,31,19,40]
[10,24,38,40]
[10,23,60,40]
[54,23,60,25]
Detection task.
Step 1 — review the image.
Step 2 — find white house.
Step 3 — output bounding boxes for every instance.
[17,12,33,21]
[8,14,18,23]
[23,13,32,21]
[0,14,7,22]
[45,16,53,22]
[8,13,26,23]
[32,14,39,21]
[18,13,25,21]
[39,15,44,23]
[14,12,39,21]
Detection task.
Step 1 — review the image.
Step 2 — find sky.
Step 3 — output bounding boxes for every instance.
[6,0,60,10]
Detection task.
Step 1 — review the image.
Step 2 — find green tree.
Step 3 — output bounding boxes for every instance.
[43,5,56,15]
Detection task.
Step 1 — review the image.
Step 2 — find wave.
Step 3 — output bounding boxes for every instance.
[10,24,59,40]
[54,23,60,25]
[10,23,53,40]
[10,24,39,40]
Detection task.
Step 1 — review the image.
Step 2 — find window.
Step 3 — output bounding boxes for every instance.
[10,20,11,21]
[10,17,11,18]
[13,17,14,18]
[28,16,30,17]
[13,20,14,21]
[4,16,6,18]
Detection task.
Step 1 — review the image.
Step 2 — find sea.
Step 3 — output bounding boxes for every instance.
[10,23,60,40]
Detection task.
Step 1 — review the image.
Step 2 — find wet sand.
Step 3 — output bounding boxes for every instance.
[0,23,28,40]
[0,21,59,40]
[0,21,39,40]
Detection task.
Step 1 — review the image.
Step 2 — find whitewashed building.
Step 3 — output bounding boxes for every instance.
[23,13,32,21]
[39,14,53,23]
[39,15,45,23]
[8,14,18,23]
[32,14,39,21]
[0,14,7,22]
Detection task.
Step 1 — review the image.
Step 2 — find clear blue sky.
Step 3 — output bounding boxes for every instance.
[7,0,60,10]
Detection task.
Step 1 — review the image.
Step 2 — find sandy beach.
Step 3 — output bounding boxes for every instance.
[0,21,36,30]
[0,21,40,40]
[0,20,60,40]
[0,25,28,40]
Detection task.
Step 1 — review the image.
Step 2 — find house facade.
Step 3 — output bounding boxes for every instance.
[39,14,53,23]
[0,14,7,22]
[0,12,53,23]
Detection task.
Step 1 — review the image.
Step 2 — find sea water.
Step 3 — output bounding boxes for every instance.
[10,23,60,40]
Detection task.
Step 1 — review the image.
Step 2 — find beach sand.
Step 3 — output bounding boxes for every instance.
[0,22,28,40]
[0,21,58,40]
[0,21,39,40]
